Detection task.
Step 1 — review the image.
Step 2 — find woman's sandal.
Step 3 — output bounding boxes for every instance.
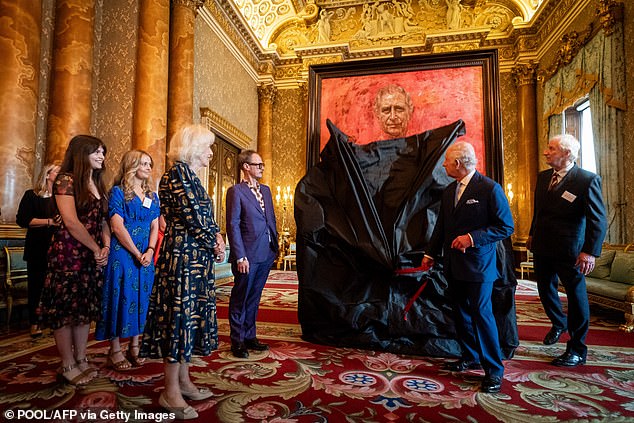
[57,363,90,386]
[76,356,99,378]
[106,349,132,371]
[125,345,146,367]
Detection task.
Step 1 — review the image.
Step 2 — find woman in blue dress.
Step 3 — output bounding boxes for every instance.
[140,124,225,420]
[96,150,160,370]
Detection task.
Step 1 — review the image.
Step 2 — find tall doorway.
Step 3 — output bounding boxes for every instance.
[208,135,240,234]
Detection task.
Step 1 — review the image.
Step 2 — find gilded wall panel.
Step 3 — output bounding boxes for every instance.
[193,17,258,146]
[94,0,138,179]
[272,87,306,238]
[499,71,519,226]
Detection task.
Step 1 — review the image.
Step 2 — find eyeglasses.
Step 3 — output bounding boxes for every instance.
[247,162,265,169]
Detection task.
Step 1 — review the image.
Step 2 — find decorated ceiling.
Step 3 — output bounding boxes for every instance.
[205,0,583,81]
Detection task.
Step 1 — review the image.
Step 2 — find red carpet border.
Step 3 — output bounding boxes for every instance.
[0,271,632,422]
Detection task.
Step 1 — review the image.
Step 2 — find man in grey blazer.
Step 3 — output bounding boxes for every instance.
[528,134,607,367]
[226,150,279,359]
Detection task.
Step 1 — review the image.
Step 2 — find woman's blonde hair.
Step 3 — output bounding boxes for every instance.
[114,150,154,201]
[35,163,61,196]
[167,124,215,166]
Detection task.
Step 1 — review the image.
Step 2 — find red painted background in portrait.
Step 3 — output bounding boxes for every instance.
[319,66,486,173]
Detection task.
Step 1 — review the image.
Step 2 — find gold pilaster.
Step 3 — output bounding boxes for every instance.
[133,0,170,181]
[257,84,277,185]
[512,63,539,242]
[0,0,41,223]
[46,0,95,164]
[166,0,203,147]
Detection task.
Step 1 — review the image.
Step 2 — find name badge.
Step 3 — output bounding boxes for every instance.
[143,197,152,209]
[561,191,577,203]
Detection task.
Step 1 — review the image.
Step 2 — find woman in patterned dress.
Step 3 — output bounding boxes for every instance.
[140,124,225,419]
[96,150,160,370]
[39,135,111,386]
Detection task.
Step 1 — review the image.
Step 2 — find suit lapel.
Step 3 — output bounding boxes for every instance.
[453,171,480,212]
[241,183,265,215]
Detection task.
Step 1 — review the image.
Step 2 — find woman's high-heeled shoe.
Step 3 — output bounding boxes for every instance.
[158,392,198,420]
[180,386,214,401]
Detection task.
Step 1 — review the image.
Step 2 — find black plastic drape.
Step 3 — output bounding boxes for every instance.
[295,120,518,358]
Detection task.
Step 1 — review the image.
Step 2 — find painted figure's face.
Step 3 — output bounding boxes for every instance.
[375,92,412,138]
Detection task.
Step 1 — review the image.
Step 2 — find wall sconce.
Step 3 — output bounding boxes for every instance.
[506,183,514,204]
[275,185,293,268]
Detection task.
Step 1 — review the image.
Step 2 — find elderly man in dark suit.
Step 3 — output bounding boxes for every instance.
[528,134,607,367]
[226,150,279,359]
[423,141,514,394]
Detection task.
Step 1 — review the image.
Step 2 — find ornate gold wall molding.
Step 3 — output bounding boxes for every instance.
[173,0,205,11]
[512,62,538,86]
[597,0,623,36]
[537,23,595,83]
[200,107,252,149]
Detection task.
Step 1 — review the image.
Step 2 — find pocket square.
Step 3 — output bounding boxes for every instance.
[466,199,479,204]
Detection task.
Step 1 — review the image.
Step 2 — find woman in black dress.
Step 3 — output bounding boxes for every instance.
[16,163,62,338]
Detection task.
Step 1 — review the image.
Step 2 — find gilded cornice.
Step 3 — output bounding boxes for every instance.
[203,0,611,84]
[537,25,593,82]
[512,62,538,86]
[173,0,205,10]
[200,107,252,149]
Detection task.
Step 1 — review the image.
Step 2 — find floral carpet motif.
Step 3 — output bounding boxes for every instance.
[0,273,633,422]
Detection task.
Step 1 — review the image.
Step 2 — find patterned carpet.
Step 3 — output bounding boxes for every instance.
[0,271,633,422]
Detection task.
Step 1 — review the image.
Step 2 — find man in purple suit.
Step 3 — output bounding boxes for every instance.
[226,150,279,358]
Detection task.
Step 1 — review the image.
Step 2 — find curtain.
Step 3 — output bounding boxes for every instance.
[542,23,627,243]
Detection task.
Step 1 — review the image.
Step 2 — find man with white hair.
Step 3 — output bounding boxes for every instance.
[423,141,514,393]
[528,134,607,367]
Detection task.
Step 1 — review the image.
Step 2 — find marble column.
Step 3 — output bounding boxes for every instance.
[0,1,41,223]
[257,84,277,185]
[512,63,539,242]
[166,0,202,148]
[46,0,95,164]
[132,0,170,182]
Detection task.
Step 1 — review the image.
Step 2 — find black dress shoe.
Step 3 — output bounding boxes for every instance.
[552,351,586,367]
[543,327,566,345]
[231,344,249,359]
[444,360,482,372]
[245,338,269,351]
[481,376,502,393]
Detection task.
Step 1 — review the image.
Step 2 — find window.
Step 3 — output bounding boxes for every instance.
[563,98,596,173]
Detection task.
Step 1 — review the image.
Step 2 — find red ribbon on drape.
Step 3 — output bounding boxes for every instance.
[394,262,432,321]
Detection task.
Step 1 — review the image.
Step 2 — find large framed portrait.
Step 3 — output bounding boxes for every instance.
[307,49,504,181]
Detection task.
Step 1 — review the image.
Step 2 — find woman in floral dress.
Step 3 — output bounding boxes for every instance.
[39,135,111,386]
[140,124,225,419]
[96,150,160,370]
